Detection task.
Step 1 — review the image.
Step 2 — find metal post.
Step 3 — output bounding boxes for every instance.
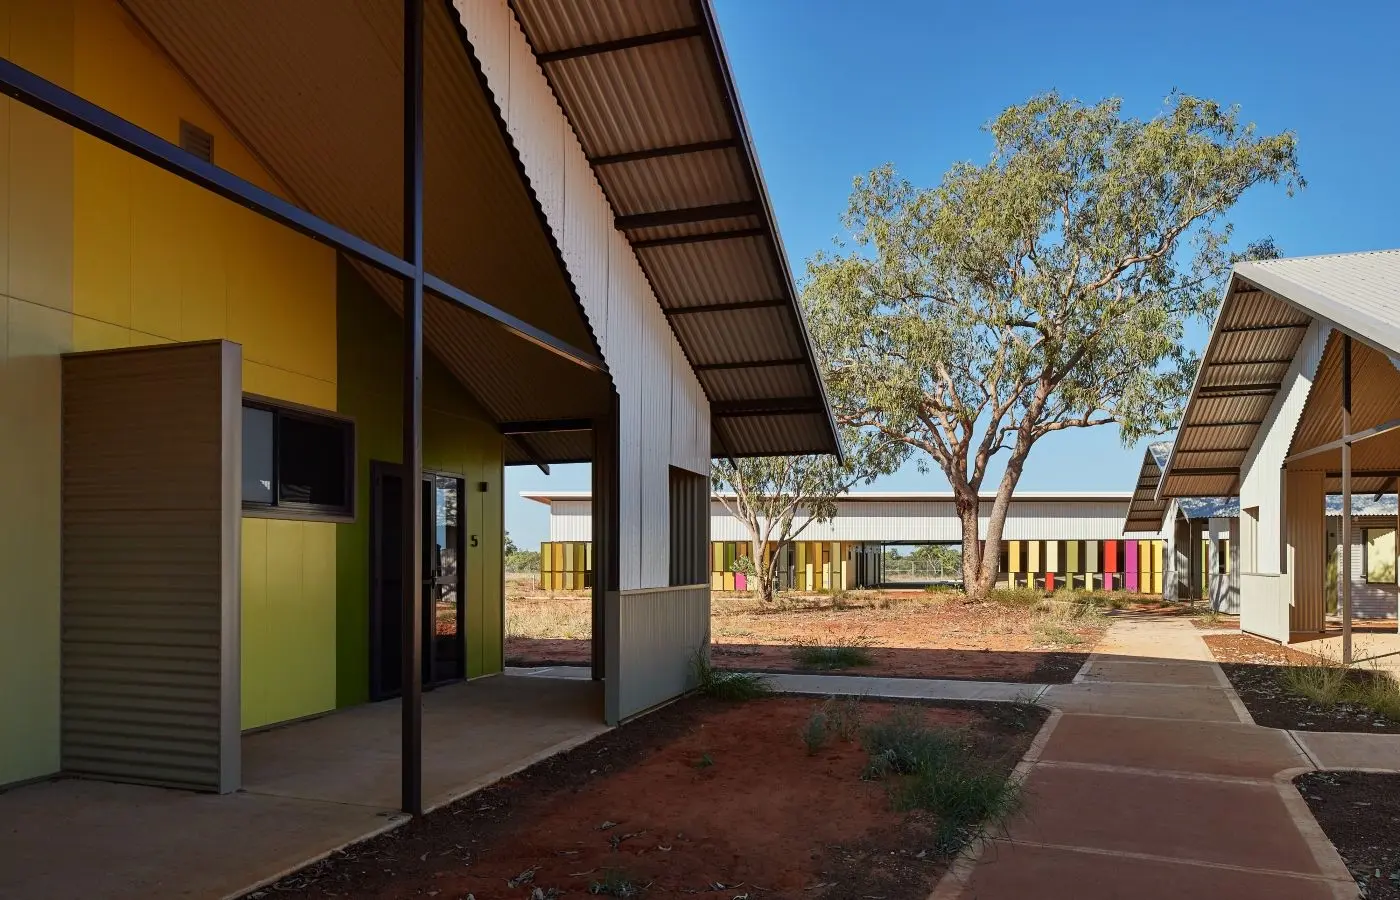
[1341,336,1353,666]
[400,0,425,817]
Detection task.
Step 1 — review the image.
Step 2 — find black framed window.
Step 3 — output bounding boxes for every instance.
[242,398,354,519]
[669,467,709,586]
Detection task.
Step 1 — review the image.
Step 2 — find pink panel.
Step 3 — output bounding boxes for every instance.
[735,573,747,591]
[1125,541,1139,592]
[1103,572,1115,591]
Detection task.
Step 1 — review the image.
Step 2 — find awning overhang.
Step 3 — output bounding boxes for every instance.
[507,0,842,459]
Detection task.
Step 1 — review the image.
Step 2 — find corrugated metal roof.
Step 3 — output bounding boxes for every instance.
[509,0,841,457]
[1123,446,1169,533]
[121,0,614,461]
[1238,249,1400,358]
[1158,281,1312,498]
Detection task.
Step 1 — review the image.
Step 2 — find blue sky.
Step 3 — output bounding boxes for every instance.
[507,0,1400,550]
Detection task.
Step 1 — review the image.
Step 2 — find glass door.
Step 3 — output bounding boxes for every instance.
[427,475,464,684]
[370,465,466,700]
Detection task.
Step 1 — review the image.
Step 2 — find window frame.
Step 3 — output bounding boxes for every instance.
[1362,526,1397,586]
[241,393,356,523]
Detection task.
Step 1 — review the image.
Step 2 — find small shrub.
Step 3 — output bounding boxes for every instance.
[693,651,772,701]
[1280,656,1348,705]
[1033,623,1084,647]
[823,696,865,740]
[987,586,1044,608]
[802,710,829,755]
[791,634,877,670]
[860,712,1022,855]
[693,752,714,769]
[589,869,641,898]
[1354,671,1400,721]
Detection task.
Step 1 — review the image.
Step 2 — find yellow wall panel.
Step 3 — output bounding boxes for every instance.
[1027,540,1040,573]
[8,102,72,313]
[72,136,129,326]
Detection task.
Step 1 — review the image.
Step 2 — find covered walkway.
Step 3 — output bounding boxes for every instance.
[938,617,1363,899]
[0,676,604,900]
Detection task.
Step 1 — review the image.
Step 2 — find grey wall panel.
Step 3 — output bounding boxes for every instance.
[614,585,709,723]
[61,341,240,793]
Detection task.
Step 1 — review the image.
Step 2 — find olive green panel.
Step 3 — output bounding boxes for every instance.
[335,259,505,707]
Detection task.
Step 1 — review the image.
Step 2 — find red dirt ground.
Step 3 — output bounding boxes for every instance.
[508,590,1109,683]
[248,697,1042,900]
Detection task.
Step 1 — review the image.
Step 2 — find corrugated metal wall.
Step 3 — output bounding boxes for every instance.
[1286,470,1326,633]
[548,500,593,541]
[1331,516,1400,620]
[60,342,240,793]
[457,0,712,722]
[614,586,709,722]
[702,498,1142,542]
[455,0,711,593]
[1239,321,1330,638]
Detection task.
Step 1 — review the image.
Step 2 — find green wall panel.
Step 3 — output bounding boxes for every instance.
[335,259,505,707]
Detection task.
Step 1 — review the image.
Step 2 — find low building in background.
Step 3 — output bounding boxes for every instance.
[526,490,1169,593]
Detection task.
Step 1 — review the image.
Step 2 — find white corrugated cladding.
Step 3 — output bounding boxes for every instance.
[558,494,1151,542]
[458,0,711,591]
[1339,517,1399,620]
[548,500,594,542]
[1240,322,1331,574]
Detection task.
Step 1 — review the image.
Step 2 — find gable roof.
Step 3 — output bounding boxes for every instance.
[1159,249,1400,499]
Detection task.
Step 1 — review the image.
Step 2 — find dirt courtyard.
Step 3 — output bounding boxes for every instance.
[506,578,1149,683]
[246,695,1044,900]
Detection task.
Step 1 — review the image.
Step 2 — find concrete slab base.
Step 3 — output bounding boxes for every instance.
[758,672,1047,702]
[1291,729,1400,771]
[0,675,608,900]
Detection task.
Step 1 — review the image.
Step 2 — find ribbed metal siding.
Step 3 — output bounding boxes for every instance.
[614,586,709,722]
[61,342,240,793]
[1240,321,1331,575]
[1286,470,1327,633]
[1337,518,1399,620]
[1239,250,1400,358]
[549,500,594,541]
[458,0,712,589]
[705,499,1137,542]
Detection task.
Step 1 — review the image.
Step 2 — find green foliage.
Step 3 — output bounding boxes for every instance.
[730,554,756,577]
[504,531,519,555]
[860,712,1022,854]
[804,91,1302,597]
[693,651,772,702]
[693,752,714,770]
[711,429,905,602]
[1279,657,1400,722]
[505,549,541,573]
[791,635,877,670]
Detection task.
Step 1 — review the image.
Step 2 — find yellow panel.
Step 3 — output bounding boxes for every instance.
[71,314,129,352]
[241,361,336,411]
[128,161,184,339]
[1009,541,1021,573]
[73,136,131,328]
[1067,541,1079,573]
[1086,541,1099,573]
[8,103,73,313]
[711,572,723,591]
[723,571,735,591]
[1027,540,1040,573]
[1046,540,1059,574]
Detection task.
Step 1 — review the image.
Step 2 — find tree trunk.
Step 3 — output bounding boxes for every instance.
[755,544,782,602]
[975,450,1032,598]
[956,490,994,600]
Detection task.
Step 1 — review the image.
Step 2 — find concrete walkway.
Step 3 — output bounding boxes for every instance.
[508,665,1049,703]
[936,617,1361,900]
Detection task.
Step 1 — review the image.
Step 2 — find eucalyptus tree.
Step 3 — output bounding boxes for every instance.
[805,92,1301,599]
[712,430,904,601]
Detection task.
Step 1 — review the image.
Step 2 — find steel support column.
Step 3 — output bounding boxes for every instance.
[400,0,426,817]
[1341,336,1353,665]
[591,396,620,684]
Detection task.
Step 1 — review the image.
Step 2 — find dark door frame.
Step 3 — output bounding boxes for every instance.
[368,460,467,701]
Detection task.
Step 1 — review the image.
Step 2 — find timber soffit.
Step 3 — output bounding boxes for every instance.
[506,0,842,459]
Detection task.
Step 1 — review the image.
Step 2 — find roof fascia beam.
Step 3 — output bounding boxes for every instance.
[712,397,825,418]
[663,298,785,316]
[615,201,759,231]
[694,357,807,371]
[535,26,704,65]
[499,418,593,434]
[632,227,767,250]
[589,138,736,166]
